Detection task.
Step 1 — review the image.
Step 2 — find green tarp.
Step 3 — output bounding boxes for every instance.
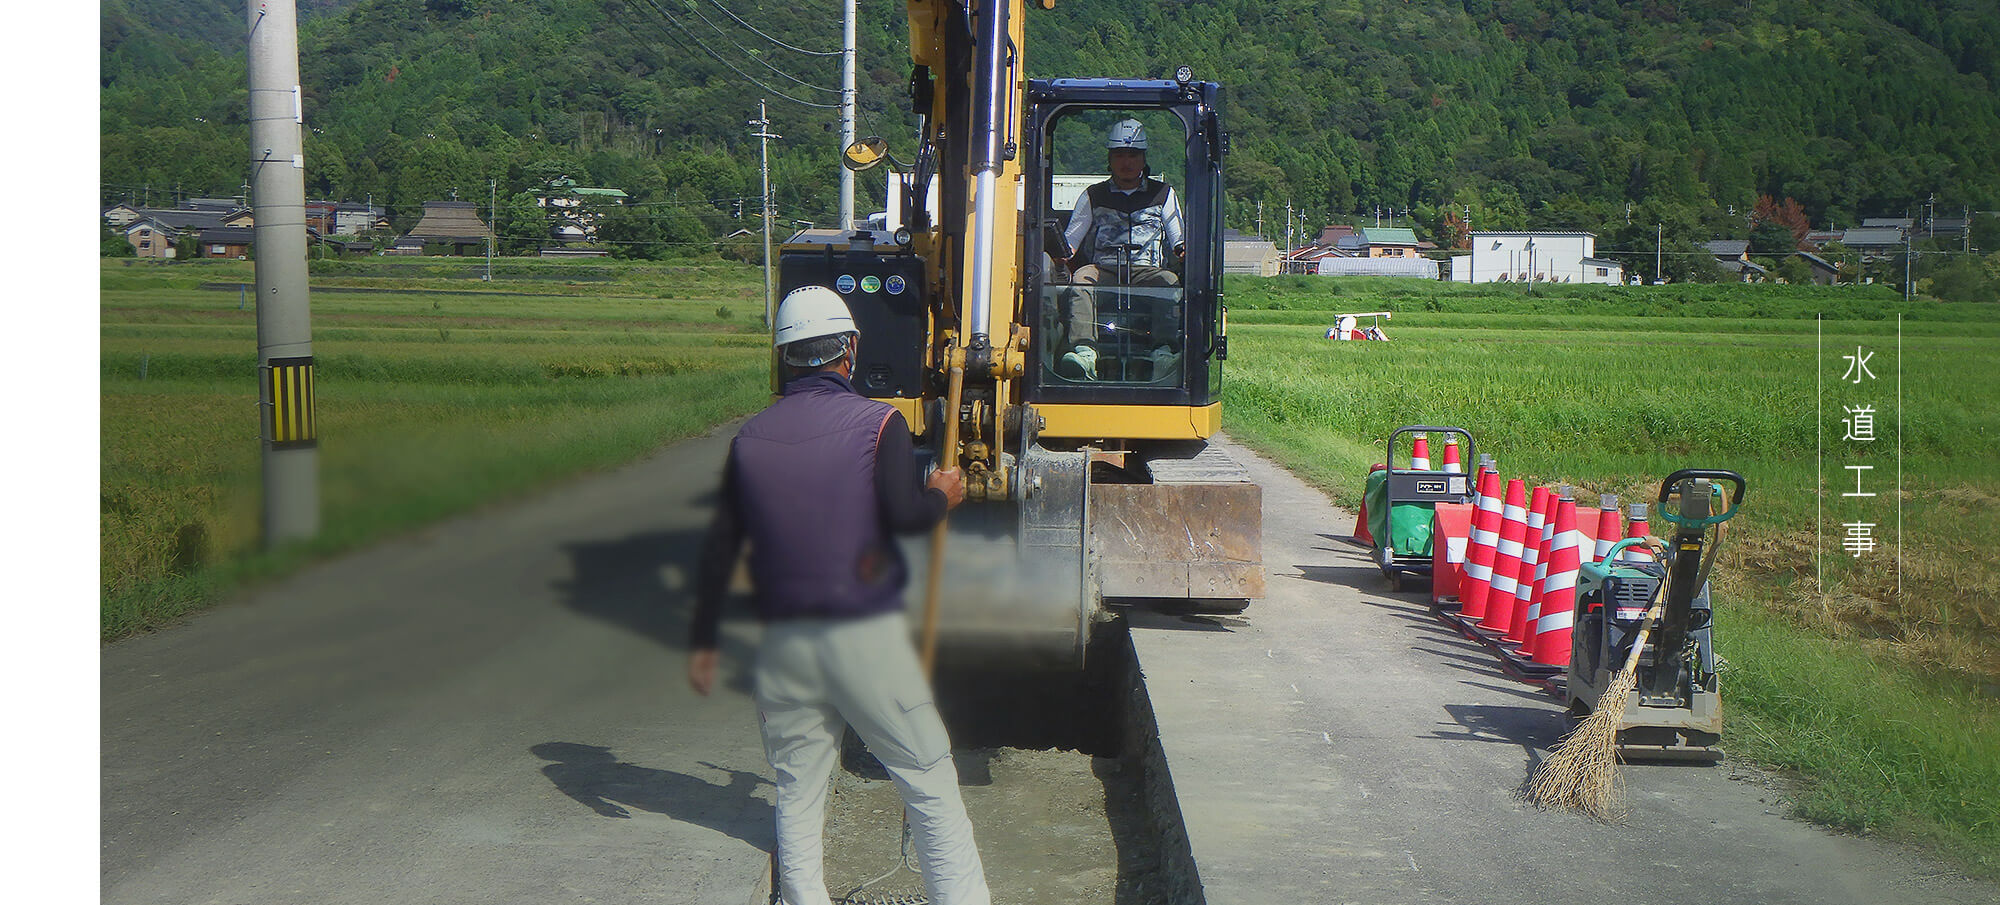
[1365,469,1435,558]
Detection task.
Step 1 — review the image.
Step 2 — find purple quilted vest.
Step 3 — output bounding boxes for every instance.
[730,372,907,621]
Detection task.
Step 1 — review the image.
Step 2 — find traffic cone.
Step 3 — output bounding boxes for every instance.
[1592,498,1624,560]
[1350,463,1387,546]
[1441,436,1463,474]
[1531,494,1583,665]
[1574,490,1599,561]
[1622,504,1654,564]
[1410,434,1432,471]
[1477,479,1529,634]
[1520,486,1568,651]
[1506,486,1554,646]
[1459,468,1503,619]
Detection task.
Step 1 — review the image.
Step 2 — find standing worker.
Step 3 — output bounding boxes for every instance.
[687,285,991,905]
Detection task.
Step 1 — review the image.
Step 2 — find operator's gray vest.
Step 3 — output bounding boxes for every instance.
[1084,178,1171,269]
[731,372,908,622]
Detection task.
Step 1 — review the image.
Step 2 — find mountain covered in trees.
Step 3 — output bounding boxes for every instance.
[101,0,2000,276]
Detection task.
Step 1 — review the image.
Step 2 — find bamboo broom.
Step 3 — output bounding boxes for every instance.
[1528,601,1661,819]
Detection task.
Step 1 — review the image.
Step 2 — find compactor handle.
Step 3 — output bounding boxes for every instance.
[1385,425,1476,472]
[1656,468,1746,528]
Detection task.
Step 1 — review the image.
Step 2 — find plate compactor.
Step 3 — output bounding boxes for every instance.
[1567,469,1746,761]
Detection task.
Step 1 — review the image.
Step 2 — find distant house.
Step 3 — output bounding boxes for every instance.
[1705,239,1751,264]
[1454,231,1620,284]
[539,178,628,241]
[1222,228,1279,276]
[1861,217,1913,231]
[1359,227,1421,258]
[1840,227,1905,259]
[333,203,388,236]
[192,226,254,259]
[304,201,340,235]
[1704,240,1766,281]
[102,203,144,227]
[124,218,179,259]
[1925,216,1968,238]
[1312,225,1358,248]
[1793,251,1840,285]
[402,200,492,256]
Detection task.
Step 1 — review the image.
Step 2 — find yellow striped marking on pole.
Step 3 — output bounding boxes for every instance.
[265,356,317,449]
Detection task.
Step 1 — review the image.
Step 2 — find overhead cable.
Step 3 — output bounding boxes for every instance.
[699,0,841,56]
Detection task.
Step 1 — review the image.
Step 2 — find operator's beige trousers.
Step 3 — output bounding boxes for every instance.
[755,611,990,905]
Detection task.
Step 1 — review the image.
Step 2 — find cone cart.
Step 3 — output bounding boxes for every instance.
[1366,425,1477,591]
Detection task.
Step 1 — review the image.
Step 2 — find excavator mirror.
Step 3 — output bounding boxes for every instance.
[842,137,893,172]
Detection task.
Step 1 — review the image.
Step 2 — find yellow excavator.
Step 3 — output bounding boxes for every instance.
[777,0,1261,668]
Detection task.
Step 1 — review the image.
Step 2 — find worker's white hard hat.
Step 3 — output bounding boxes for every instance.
[773,285,857,348]
[1106,118,1148,150]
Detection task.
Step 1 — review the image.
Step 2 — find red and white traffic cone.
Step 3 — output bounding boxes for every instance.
[1532,494,1583,665]
[1350,463,1387,546]
[1441,436,1463,474]
[1622,503,1655,564]
[1519,486,1567,651]
[1593,498,1622,564]
[1410,434,1432,471]
[1458,468,1503,620]
[1507,486,1554,646]
[1477,479,1529,634]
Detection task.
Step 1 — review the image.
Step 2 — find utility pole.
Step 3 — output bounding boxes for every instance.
[1656,223,1663,284]
[839,0,857,231]
[1904,231,1913,301]
[751,101,780,327]
[1284,201,1294,272]
[486,178,495,282]
[248,0,318,546]
[1256,200,1264,241]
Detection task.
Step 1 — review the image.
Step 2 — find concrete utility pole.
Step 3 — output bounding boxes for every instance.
[486,178,495,282]
[839,0,857,230]
[1656,223,1663,284]
[751,101,781,327]
[248,0,318,546]
[1284,202,1294,272]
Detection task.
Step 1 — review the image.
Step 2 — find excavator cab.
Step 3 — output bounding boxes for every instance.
[1022,78,1227,422]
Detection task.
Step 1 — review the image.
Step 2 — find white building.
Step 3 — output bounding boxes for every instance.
[1451,231,1624,285]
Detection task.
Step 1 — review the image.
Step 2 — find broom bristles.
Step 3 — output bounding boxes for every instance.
[1529,665,1636,820]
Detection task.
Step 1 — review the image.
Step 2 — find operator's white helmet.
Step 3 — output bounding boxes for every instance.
[773,285,857,347]
[1106,118,1148,150]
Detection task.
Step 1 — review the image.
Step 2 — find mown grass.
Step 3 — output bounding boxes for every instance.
[100,257,772,640]
[1219,275,2000,877]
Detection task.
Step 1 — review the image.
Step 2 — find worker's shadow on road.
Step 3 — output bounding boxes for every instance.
[531,742,774,850]
[553,490,757,695]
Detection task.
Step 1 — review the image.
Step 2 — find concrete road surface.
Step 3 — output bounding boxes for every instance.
[102,426,776,905]
[1132,436,1995,905]
[102,424,1995,904]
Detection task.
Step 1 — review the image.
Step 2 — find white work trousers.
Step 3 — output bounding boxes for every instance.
[754,611,990,905]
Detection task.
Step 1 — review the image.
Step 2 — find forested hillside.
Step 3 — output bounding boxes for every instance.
[100,0,2000,270]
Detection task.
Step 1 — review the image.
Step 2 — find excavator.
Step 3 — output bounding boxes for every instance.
[776,0,1261,668]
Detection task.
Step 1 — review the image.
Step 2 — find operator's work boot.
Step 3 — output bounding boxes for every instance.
[1059,344,1098,381]
[1149,345,1182,382]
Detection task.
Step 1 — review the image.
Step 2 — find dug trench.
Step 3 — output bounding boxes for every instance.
[820,617,1202,905]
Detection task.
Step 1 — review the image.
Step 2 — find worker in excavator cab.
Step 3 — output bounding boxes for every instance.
[1056,117,1186,383]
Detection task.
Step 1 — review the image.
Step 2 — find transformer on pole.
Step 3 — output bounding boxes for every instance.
[248,0,319,546]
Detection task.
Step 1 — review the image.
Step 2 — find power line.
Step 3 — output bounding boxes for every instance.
[678,1,842,93]
[698,0,840,56]
[619,0,842,109]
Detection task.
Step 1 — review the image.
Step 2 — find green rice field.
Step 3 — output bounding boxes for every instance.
[100,261,2000,875]
[100,257,774,640]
